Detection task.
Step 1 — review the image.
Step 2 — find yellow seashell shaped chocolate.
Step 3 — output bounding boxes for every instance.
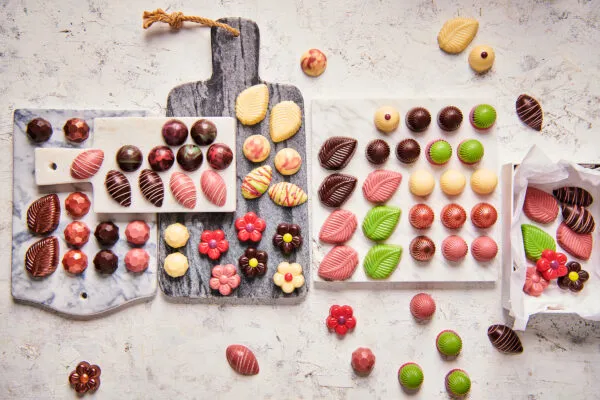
[437,18,479,54]
[268,182,308,207]
[236,84,269,126]
[241,165,273,200]
[270,101,302,143]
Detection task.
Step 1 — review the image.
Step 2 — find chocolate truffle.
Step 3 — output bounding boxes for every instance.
[445,369,471,398]
[409,204,434,229]
[125,220,150,246]
[176,144,203,172]
[94,221,119,246]
[351,347,376,376]
[138,169,164,207]
[426,139,452,165]
[63,118,90,143]
[410,293,436,321]
[441,235,468,262]
[64,221,90,248]
[93,250,118,274]
[206,143,233,170]
[436,330,462,357]
[469,104,496,130]
[374,106,400,133]
[65,191,91,219]
[410,236,436,261]
[398,363,424,391]
[470,168,498,194]
[396,139,421,164]
[437,106,463,131]
[62,249,88,274]
[441,204,467,229]
[440,169,466,196]
[161,119,188,146]
[105,170,132,207]
[487,324,524,354]
[148,146,175,172]
[163,252,189,278]
[190,119,217,145]
[405,107,431,132]
[163,223,190,248]
[365,139,390,165]
[125,248,149,273]
[469,45,495,73]
[457,139,484,164]
[409,170,435,197]
[300,48,328,77]
[471,236,498,262]
[471,202,497,228]
[116,145,143,172]
[26,117,53,143]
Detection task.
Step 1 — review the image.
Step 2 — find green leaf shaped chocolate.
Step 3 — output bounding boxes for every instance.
[521,224,556,261]
[362,206,401,241]
[363,244,402,279]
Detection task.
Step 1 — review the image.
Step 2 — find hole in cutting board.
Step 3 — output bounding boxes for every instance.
[49,162,57,170]
[80,292,88,299]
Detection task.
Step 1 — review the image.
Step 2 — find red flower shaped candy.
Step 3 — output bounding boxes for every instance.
[198,229,229,260]
[234,212,266,242]
[536,249,568,280]
[326,305,356,336]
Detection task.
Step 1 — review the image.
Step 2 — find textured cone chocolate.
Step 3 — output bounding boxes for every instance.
[487,324,523,354]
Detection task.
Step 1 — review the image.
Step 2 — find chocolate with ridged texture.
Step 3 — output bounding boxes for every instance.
[396,139,421,164]
[27,194,60,235]
[487,324,523,354]
[71,149,104,179]
[148,145,175,172]
[116,145,143,172]
[318,136,357,170]
[470,202,498,228]
[441,203,467,229]
[516,94,543,131]
[176,144,203,172]
[409,204,434,229]
[405,107,431,132]
[318,173,357,208]
[105,170,131,207]
[94,221,119,246]
[190,119,217,146]
[553,186,593,207]
[63,118,89,143]
[562,205,595,234]
[93,250,118,274]
[161,119,188,146]
[26,117,53,143]
[437,106,463,131]
[365,139,390,165]
[138,169,164,207]
[410,236,436,261]
[25,236,59,277]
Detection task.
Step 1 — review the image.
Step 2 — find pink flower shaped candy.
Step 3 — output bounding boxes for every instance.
[209,264,241,296]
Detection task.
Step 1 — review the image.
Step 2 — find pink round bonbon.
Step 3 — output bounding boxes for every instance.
[410,293,436,321]
[470,236,498,262]
[125,248,150,273]
[441,235,468,262]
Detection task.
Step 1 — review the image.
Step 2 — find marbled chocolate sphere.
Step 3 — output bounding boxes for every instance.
[191,119,217,146]
[162,119,188,146]
[116,145,143,172]
[94,250,118,274]
[207,143,233,170]
[26,117,53,143]
[94,221,119,246]
[176,144,204,172]
[148,145,175,172]
[63,118,90,143]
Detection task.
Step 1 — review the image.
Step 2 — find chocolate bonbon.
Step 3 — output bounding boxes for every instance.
[71,149,104,179]
[410,293,436,321]
[69,361,101,394]
[437,106,463,131]
[27,194,60,235]
[318,173,357,207]
[562,204,595,234]
[242,135,270,163]
[470,168,498,194]
[93,250,118,274]
[125,220,150,246]
[65,191,91,219]
[200,170,226,207]
[116,145,143,172]
[300,48,327,77]
[523,187,558,224]
[409,204,434,229]
[516,94,543,131]
[457,139,484,164]
[536,249,567,280]
[170,171,196,209]
[268,182,307,207]
[471,236,498,261]
[363,244,402,279]
[273,262,305,293]
[163,252,189,278]
[362,205,401,241]
[523,266,549,297]
[206,143,233,170]
[553,186,593,207]
[440,169,466,196]
[176,144,203,172]
[105,170,132,207]
[94,221,119,246]
[468,45,495,73]
[242,165,272,200]
[409,236,436,262]
[395,139,421,164]
[405,107,431,132]
[270,100,302,143]
[556,223,592,260]
[437,17,479,54]
[557,261,589,292]
[63,118,89,143]
[326,304,357,336]
[469,104,496,129]
[351,347,375,376]
[362,169,402,204]
[365,139,390,165]
[487,324,523,354]
[319,209,358,244]
[239,247,268,277]
[62,249,88,274]
[441,203,467,229]
[226,345,259,376]
[318,246,359,281]
[521,224,556,260]
[471,202,497,228]
[236,84,269,126]
[425,139,452,165]
[273,223,302,254]
[124,248,149,272]
[198,230,229,260]
[163,223,189,248]
[161,119,188,146]
[64,221,90,248]
[148,145,174,172]
[436,330,462,357]
[318,136,357,170]
[274,148,302,175]
[25,236,59,277]
[138,169,164,207]
[398,363,424,391]
[374,106,400,133]
[441,235,468,262]
[190,119,217,145]
[234,212,266,242]
[26,117,53,143]
[445,369,471,398]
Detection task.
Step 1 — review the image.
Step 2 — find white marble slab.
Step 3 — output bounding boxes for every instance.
[12,109,158,318]
[311,99,501,285]
[34,117,237,213]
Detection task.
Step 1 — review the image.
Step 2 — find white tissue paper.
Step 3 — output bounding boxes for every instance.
[510,145,600,330]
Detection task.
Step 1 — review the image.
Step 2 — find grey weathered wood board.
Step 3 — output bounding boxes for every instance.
[158,18,309,303]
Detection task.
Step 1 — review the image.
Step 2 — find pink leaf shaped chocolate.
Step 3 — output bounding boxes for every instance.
[25,236,59,277]
[105,170,131,207]
[318,245,359,281]
[70,149,104,179]
[362,169,402,204]
[200,170,226,207]
[226,345,259,376]
[170,172,196,209]
[319,209,358,244]
[138,169,164,207]
[556,222,592,260]
[26,194,60,235]
[522,187,558,224]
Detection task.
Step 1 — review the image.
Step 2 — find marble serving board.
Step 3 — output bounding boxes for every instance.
[34,117,237,213]
[312,99,501,286]
[158,18,309,303]
[12,109,158,318]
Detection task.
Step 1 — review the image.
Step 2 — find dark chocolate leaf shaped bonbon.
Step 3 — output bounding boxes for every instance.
[318,173,357,208]
[318,136,358,170]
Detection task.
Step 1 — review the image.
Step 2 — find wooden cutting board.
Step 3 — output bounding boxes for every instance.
[158,18,310,303]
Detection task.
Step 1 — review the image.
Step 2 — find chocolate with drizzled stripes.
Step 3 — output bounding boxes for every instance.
[553,186,593,207]
[562,204,595,234]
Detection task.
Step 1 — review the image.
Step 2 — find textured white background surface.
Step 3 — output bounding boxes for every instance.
[1,1,600,399]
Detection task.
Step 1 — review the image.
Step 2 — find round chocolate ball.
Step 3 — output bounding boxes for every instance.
[148,145,175,172]
[206,143,233,170]
[63,118,90,143]
[162,119,188,146]
[405,107,431,132]
[26,117,53,143]
[396,139,421,164]
[365,139,390,165]
[437,106,463,132]
[191,119,217,146]
[116,145,143,172]
[177,144,203,172]
[94,221,119,246]
[93,250,118,274]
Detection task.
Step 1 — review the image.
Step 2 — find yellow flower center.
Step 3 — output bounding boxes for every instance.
[568,271,579,282]
[249,258,258,268]
[283,233,293,243]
